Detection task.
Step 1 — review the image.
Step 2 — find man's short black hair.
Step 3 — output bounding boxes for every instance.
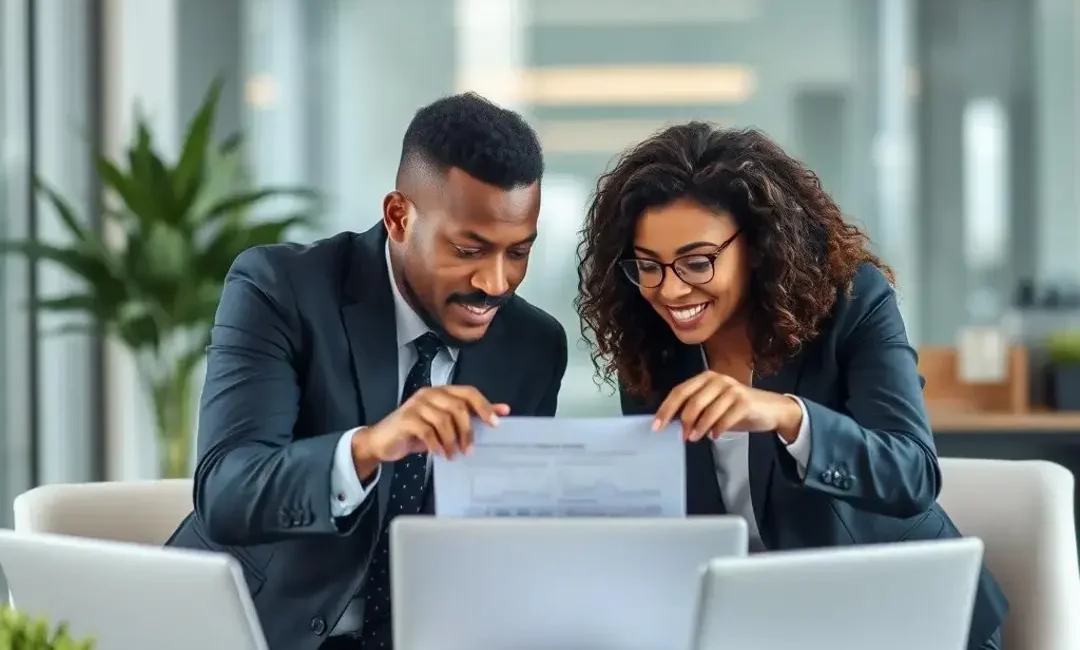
[398,92,544,190]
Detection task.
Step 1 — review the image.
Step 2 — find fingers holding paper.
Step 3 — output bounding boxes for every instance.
[652,370,801,442]
[366,385,511,461]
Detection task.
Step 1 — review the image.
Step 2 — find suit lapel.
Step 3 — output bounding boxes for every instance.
[339,224,400,514]
[452,316,511,405]
[672,339,807,530]
[341,224,400,426]
[750,355,806,539]
[661,345,725,515]
[339,226,515,519]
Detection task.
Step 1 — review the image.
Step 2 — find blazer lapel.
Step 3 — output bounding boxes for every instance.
[452,316,512,406]
[675,338,808,530]
[750,354,806,540]
[340,224,399,441]
[660,345,726,515]
[338,225,401,524]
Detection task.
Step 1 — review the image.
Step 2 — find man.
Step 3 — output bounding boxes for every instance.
[166,92,568,650]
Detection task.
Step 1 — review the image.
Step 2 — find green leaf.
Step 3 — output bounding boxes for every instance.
[218,131,243,155]
[184,137,247,223]
[242,215,313,246]
[97,157,153,223]
[172,77,223,203]
[149,156,177,223]
[126,117,155,189]
[115,300,162,351]
[35,179,87,241]
[198,187,318,226]
[198,214,311,280]
[0,241,123,296]
[32,294,100,313]
[138,222,189,282]
[19,197,125,288]
[127,123,179,225]
[169,279,224,328]
[0,605,96,649]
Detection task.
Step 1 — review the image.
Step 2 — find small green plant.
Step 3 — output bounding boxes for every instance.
[0,77,319,478]
[0,606,95,650]
[1047,331,1080,365]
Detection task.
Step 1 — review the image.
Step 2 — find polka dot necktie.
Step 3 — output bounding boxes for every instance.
[358,332,443,648]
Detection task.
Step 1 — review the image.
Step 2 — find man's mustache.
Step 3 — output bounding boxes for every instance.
[448,291,512,310]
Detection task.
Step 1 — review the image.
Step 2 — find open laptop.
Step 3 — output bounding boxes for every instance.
[391,516,748,650]
[0,529,268,650]
[690,537,985,650]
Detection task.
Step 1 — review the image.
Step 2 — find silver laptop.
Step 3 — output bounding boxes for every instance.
[391,516,748,650]
[691,537,985,650]
[0,529,268,650]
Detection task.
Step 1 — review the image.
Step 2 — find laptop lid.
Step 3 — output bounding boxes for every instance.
[691,537,985,650]
[391,516,748,650]
[0,529,268,650]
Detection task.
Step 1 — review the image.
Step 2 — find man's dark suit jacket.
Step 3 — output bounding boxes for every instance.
[620,263,1008,650]
[166,224,568,650]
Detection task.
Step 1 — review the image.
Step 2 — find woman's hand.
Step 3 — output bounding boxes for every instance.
[653,370,804,442]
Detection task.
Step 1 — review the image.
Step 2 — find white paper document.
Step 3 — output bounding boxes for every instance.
[432,415,686,518]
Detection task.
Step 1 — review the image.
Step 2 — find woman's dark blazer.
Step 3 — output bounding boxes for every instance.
[620,263,1007,650]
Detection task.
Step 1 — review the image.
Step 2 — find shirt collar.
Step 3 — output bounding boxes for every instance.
[385,242,459,359]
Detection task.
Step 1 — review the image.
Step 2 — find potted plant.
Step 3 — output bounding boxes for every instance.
[0,79,319,478]
[1046,330,1080,410]
[0,605,95,649]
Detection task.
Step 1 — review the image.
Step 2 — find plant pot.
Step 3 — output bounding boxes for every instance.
[1048,363,1080,411]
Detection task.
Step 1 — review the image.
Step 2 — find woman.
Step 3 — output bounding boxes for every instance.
[575,123,1006,650]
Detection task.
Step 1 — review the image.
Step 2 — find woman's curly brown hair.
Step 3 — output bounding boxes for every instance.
[575,123,891,397]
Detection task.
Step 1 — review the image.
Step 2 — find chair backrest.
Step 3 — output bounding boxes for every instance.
[937,458,1080,650]
[12,479,194,546]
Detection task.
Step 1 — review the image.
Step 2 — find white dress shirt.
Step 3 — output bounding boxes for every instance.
[702,342,812,551]
[329,243,458,519]
[711,393,810,551]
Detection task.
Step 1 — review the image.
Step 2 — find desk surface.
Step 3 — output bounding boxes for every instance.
[931,410,1080,433]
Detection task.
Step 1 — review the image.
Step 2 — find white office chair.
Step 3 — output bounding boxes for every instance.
[12,479,193,545]
[937,458,1080,650]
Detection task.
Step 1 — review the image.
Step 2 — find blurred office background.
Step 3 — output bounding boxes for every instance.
[3,0,1080,578]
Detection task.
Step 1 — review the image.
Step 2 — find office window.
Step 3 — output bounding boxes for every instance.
[0,0,102,521]
[221,0,884,416]
[0,0,34,599]
[139,0,1080,423]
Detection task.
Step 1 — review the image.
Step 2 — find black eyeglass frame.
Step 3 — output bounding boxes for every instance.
[619,230,741,289]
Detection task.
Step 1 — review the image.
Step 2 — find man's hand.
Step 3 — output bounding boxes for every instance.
[351,385,510,478]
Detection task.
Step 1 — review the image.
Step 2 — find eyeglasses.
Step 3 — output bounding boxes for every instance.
[619,231,740,289]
